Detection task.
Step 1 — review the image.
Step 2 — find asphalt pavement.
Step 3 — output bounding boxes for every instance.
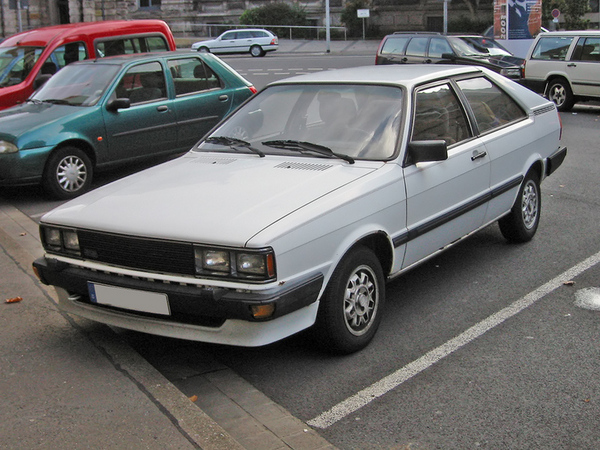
[0,199,336,449]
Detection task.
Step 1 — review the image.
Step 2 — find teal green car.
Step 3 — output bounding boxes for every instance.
[0,51,256,199]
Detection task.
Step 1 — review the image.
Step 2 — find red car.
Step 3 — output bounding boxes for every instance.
[0,20,176,110]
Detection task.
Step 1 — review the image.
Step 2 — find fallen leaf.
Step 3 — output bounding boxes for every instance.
[20,232,27,236]
[563,281,575,286]
[189,395,198,402]
[5,296,23,304]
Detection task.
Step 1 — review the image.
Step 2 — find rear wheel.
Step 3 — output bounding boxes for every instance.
[43,147,93,200]
[499,171,541,243]
[547,79,574,111]
[313,247,385,354]
[250,45,264,57]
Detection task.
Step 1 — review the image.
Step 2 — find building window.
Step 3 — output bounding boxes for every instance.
[139,0,161,9]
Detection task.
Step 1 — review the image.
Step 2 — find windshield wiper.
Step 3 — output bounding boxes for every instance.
[262,139,355,164]
[39,99,72,105]
[204,136,265,157]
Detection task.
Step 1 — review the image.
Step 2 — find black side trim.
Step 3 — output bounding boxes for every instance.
[392,175,524,248]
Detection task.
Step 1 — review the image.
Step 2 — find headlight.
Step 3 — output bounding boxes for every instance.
[500,68,521,78]
[41,226,80,256]
[0,140,18,154]
[194,245,276,281]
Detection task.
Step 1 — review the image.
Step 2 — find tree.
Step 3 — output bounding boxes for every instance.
[543,0,590,30]
[240,2,308,37]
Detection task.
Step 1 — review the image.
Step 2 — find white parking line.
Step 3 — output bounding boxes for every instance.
[307,250,600,429]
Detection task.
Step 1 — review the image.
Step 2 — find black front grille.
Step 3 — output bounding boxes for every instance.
[77,230,195,275]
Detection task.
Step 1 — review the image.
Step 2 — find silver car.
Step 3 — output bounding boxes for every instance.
[191,28,278,57]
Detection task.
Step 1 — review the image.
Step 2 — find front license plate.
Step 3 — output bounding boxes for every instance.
[87,282,170,316]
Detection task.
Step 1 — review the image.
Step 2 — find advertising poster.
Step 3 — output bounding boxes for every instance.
[494,0,542,40]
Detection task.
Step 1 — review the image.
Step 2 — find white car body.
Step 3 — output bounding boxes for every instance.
[34,65,566,353]
[523,30,600,111]
[191,28,278,57]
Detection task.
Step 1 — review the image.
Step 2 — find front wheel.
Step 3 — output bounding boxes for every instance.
[197,46,210,53]
[547,79,574,112]
[250,45,264,57]
[498,171,541,243]
[313,247,385,354]
[43,147,93,200]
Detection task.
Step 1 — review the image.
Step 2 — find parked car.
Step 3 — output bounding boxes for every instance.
[0,51,256,199]
[191,29,278,57]
[0,20,177,111]
[375,32,523,79]
[522,30,600,111]
[33,65,566,354]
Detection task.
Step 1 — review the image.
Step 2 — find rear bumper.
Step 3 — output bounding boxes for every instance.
[546,146,567,177]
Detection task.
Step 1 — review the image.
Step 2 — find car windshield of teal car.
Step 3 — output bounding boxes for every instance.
[197,84,404,161]
[30,63,120,106]
[0,46,44,87]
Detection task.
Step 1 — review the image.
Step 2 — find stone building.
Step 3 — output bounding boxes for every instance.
[1,0,497,39]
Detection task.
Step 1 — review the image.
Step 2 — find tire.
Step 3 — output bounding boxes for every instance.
[250,45,264,57]
[498,171,541,243]
[313,246,385,354]
[547,79,574,112]
[197,46,210,53]
[43,147,93,200]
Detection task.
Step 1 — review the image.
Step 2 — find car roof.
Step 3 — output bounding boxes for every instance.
[69,50,196,66]
[1,20,170,47]
[269,64,483,89]
[222,28,271,33]
[536,30,600,37]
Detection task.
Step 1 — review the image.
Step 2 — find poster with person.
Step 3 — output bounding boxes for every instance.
[493,0,542,40]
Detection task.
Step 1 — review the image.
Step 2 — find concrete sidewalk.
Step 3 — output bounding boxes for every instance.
[0,201,334,449]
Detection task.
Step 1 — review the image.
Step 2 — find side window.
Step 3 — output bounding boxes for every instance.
[428,38,453,58]
[381,36,409,55]
[572,37,600,62]
[168,58,222,96]
[97,39,126,57]
[146,36,169,52]
[114,61,166,104]
[531,37,574,61]
[4,47,43,86]
[457,77,527,134]
[221,32,236,40]
[412,83,471,146]
[237,31,253,39]
[406,37,428,57]
[40,42,88,78]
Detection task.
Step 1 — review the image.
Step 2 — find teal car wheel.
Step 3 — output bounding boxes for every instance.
[43,147,93,199]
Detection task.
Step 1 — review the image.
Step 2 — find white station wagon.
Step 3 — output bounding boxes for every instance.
[33,65,567,354]
[191,28,278,57]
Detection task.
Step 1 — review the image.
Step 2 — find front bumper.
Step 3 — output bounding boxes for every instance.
[33,256,323,327]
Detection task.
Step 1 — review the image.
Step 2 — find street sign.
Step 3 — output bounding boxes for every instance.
[357,9,370,18]
[551,9,560,19]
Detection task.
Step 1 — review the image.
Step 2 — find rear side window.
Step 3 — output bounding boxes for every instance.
[406,38,428,57]
[381,36,409,55]
[457,77,527,134]
[96,36,169,57]
[572,37,600,62]
[531,36,574,61]
[168,58,222,96]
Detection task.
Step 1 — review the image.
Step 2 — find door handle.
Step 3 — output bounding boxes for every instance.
[471,150,487,161]
[218,94,229,101]
[567,63,577,67]
[424,59,432,63]
[156,105,168,112]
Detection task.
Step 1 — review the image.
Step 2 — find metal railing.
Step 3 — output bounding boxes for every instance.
[186,23,348,40]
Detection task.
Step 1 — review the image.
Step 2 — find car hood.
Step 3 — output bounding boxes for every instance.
[42,151,382,247]
[0,102,79,140]
[457,54,523,69]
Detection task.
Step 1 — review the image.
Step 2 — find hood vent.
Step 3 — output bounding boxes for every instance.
[193,156,237,165]
[275,162,332,171]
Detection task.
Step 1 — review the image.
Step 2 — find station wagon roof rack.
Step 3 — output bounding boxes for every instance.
[392,31,441,35]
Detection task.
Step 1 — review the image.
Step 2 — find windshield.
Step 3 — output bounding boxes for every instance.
[450,37,512,57]
[196,84,404,161]
[0,46,44,87]
[31,63,120,106]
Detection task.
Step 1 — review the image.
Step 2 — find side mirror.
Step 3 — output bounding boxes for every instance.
[441,52,457,61]
[34,74,53,90]
[408,140,448,164]
[106,98,131,112]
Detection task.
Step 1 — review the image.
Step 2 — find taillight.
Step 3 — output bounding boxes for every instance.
[521,60,526,78]
[270,38,277,45]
